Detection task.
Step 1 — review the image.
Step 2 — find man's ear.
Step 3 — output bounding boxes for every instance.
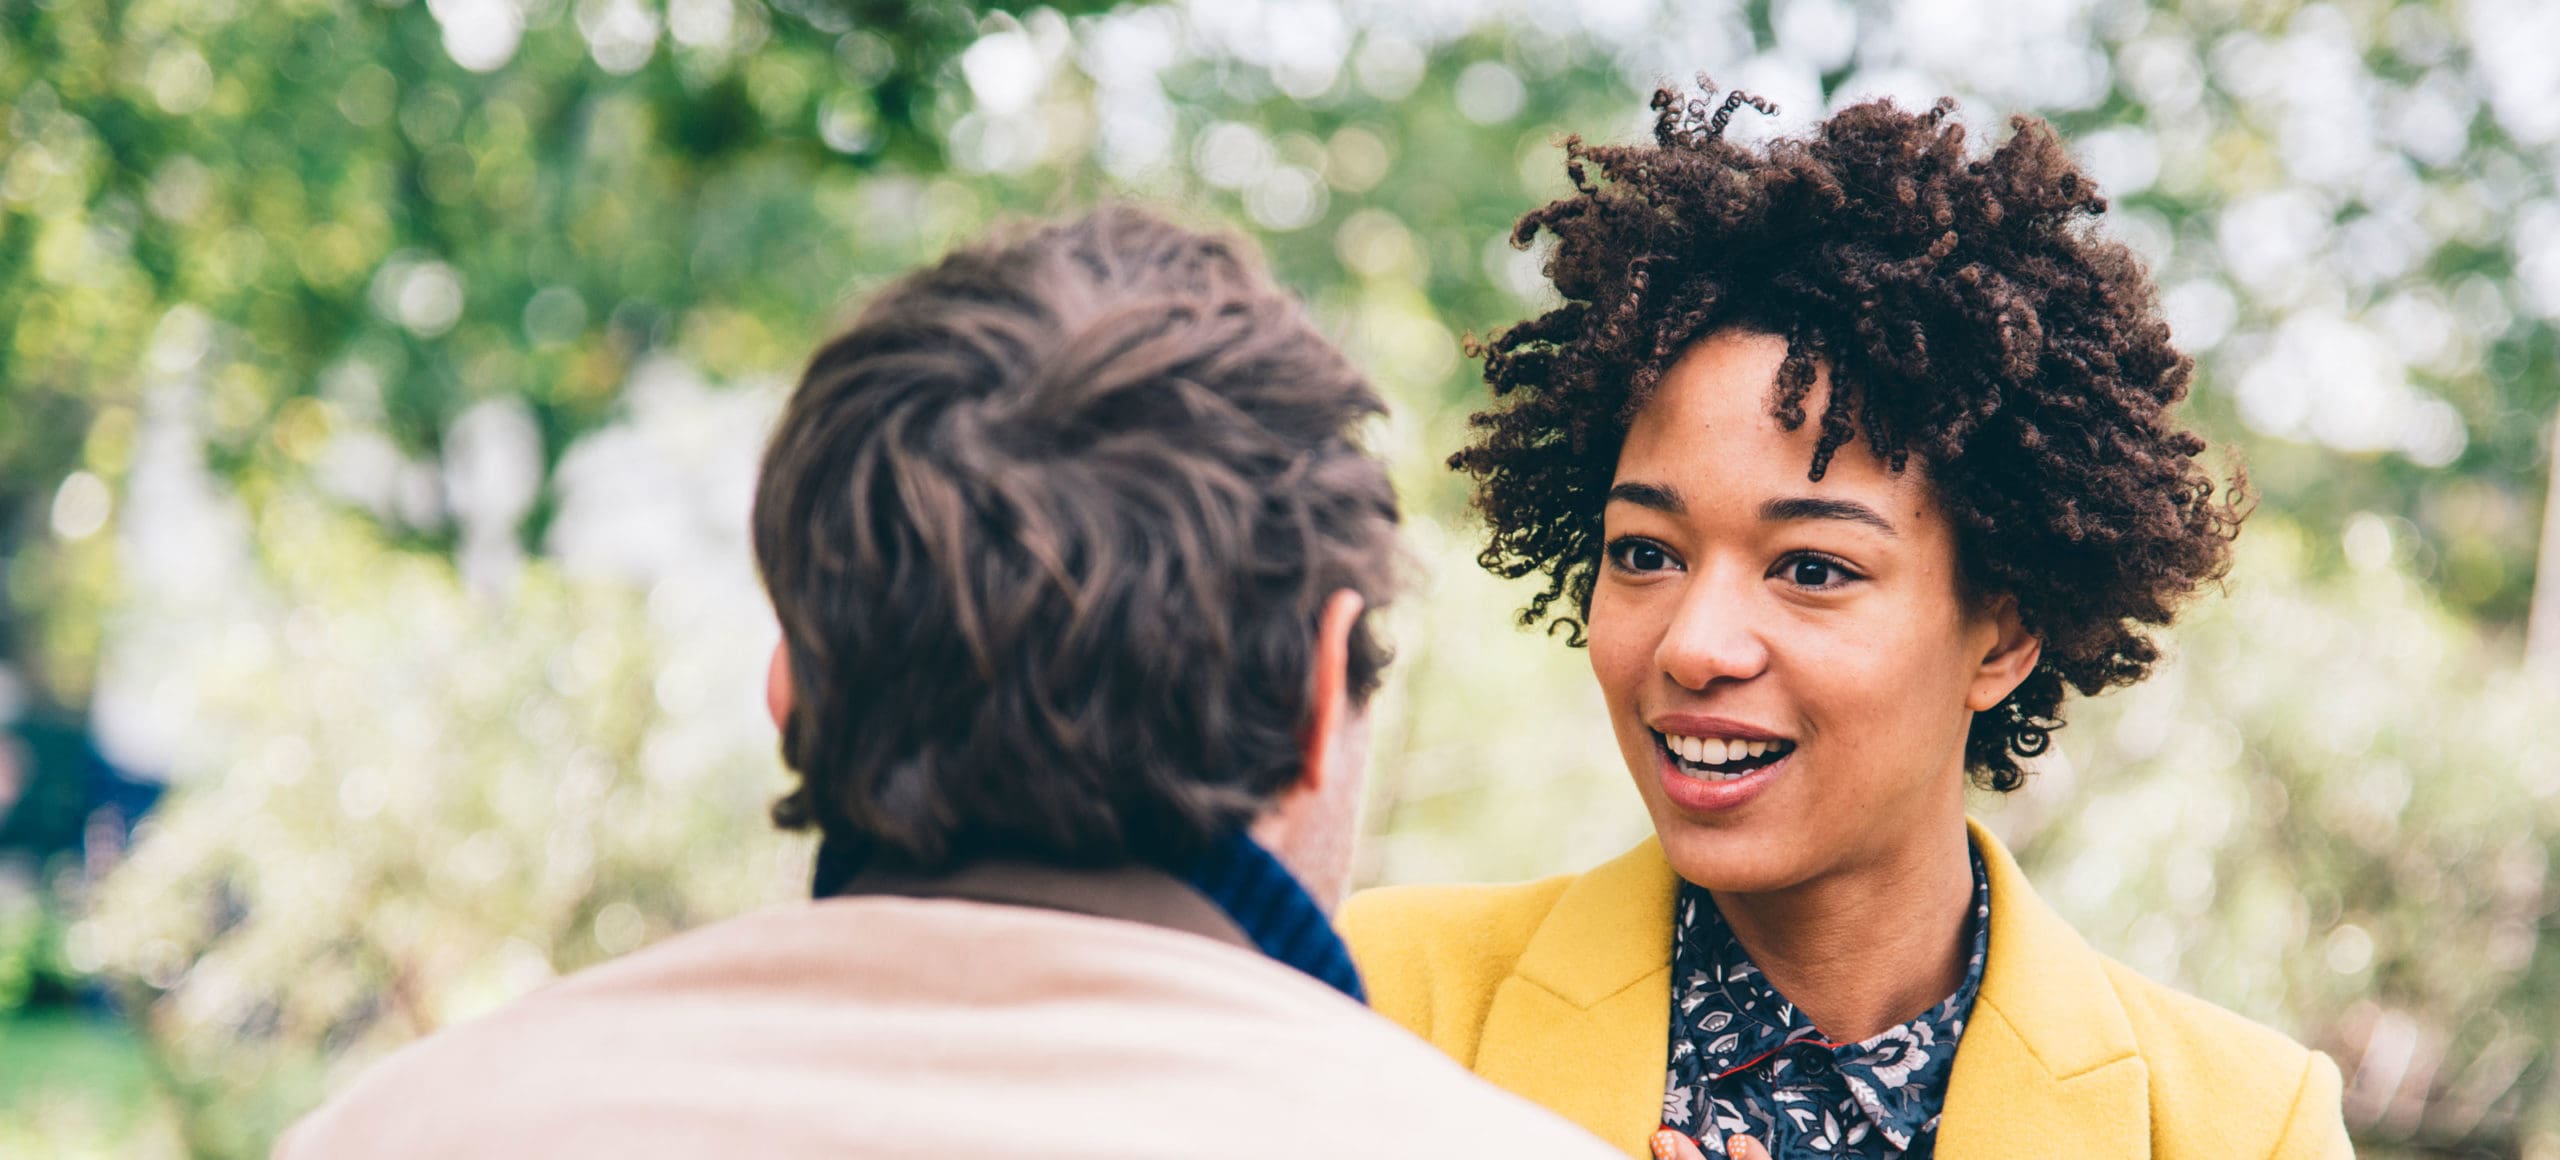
[1291,589,1368,801]
[1252,588,1374,911]
[765,639,795,733]
[1965,595,2042,713]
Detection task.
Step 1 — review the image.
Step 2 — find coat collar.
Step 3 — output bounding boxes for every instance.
[1513,835,1684,1008]
[1470,820,2150,1160]
[1473,836,1680,1158]
[835,859,1257,955]
[1933,819,2149,1160]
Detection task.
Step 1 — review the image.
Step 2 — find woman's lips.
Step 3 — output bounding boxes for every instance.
[1654,730,1788,814]
[1648,714,1789,743]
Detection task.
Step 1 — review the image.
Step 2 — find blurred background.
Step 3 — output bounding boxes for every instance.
[0,0,2554,1154]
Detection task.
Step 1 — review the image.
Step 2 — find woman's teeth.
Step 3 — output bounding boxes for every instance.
[1660,733,1793,780]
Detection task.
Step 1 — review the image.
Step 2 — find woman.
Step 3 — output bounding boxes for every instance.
[1339,85,2353,1160]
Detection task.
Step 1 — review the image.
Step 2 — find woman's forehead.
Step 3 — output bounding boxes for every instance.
[1620,332,1918,504]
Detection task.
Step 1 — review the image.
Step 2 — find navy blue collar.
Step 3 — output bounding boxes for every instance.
[811,831,1365,1005]
[1181,829,1367,1003]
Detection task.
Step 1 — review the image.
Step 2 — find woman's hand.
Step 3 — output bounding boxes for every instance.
[1650,1129,1771,1160]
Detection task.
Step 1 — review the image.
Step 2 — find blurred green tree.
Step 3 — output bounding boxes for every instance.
[1995,518,2560,1155]
[7,0,2556,706]
[84,496,802,1157]
[0,0,1114,699]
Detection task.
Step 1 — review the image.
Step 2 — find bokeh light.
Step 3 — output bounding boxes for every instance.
[0,1,2556,1156]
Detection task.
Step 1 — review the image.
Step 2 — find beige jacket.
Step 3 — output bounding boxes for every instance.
[277,863,1620,1160]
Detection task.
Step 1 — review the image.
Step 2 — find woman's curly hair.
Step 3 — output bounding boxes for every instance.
[1454,82,2248,791]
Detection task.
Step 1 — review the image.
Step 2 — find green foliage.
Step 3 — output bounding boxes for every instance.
[6,0,2555,703]
[1996,519,2560,1150]
[0,896,36,1015]
[0,0,1107,684]
[0,1011,182,1159]
[81,495,801,1157]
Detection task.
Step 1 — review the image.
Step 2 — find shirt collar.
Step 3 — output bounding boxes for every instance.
[814,831,1366,1005]
[1183,829,1368,1003]
[1670,843,1992,1148]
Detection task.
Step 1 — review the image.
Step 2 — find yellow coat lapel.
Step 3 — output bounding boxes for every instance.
[1471,837,1678,1158]
[1935,819,2150,1159]
[1467,822,2154,1159]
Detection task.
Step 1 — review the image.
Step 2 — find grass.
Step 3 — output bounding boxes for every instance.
[0,1009,185,1159]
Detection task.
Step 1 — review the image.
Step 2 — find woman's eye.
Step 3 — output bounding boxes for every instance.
[1608,538,1677,573]
[1779,554,1858,589]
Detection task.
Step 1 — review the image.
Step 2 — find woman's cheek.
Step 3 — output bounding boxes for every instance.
[1584,593,1661,742]
[1584,590,1640,686]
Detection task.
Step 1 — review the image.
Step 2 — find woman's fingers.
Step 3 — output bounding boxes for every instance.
[1649,1130,1708,1160]
[1649,1129,1772,1160]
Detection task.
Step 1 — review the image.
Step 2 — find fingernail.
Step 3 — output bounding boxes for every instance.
[1651,1129,1686,1160]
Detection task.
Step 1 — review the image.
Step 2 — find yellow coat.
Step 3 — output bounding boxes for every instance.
[1340,820,2354,1160]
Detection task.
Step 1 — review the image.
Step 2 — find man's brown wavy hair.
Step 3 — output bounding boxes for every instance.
[754,207,1400,870]
[1455,83,2247,791]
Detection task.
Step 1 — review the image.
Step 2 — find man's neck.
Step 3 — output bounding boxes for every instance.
[829,856,1260,953]
[1709,817,1976,1046]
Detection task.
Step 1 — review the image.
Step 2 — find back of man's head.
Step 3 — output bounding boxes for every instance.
[753,207,1400,876]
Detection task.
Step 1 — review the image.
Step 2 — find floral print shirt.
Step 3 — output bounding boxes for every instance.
[1659,845,1991,1159]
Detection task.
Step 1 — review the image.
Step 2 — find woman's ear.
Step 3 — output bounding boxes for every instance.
[765,639,795,732]
[1965,596,2041,713]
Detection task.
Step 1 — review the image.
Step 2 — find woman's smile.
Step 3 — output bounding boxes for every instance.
[1651,716,1795,812]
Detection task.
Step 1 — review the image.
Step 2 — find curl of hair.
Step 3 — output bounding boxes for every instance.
[1453,82,2247,791]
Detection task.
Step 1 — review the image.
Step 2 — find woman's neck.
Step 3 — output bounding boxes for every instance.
[1709,820,1977,1046]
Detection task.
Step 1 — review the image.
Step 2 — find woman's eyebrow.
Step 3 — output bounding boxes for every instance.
[1605,481,1684,513]
[1759,496,1899,536]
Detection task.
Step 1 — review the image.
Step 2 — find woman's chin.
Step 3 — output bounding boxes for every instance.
[1650,816,1814,895]
[1634,743,1813,891]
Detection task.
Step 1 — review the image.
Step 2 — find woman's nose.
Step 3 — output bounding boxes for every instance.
[1653,582,1771,691]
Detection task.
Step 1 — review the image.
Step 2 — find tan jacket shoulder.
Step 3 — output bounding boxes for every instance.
[280,896,1625,1160]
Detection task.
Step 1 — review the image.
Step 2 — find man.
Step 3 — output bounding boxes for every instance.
[277,207,1620,1159]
